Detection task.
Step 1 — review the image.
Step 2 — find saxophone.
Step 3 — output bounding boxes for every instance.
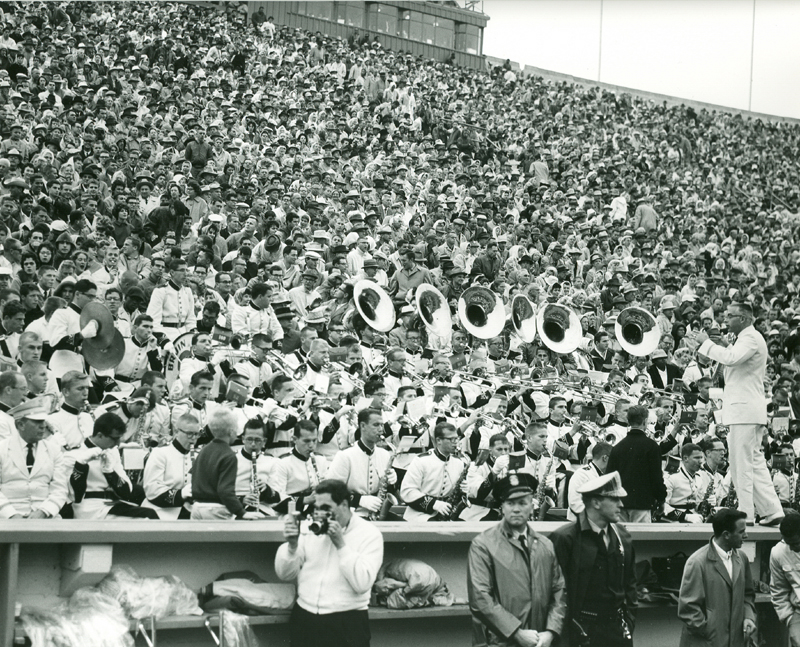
[434,449,471,521]
[370,443,398,521]
[723,479,737,509]
[535,455,556,521]
[696,471,716,520]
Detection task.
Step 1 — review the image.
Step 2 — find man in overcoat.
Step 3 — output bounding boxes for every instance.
[551,471,637,647]
[467,472,567,647]
[677,508,756,647]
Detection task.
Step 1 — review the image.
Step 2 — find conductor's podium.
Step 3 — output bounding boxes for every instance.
[0,521,784,647]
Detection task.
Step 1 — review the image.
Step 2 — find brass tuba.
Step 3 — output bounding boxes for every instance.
[536,303,582,354]
[615,307,661,357]
[457,287,505,340]
[415,283,452,338]
[354,280,396,333]
[511,294,537,343]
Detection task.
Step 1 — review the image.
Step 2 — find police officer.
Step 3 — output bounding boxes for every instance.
[551,472,637,647]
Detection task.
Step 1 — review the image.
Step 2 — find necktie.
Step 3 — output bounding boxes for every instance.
[599,528,608,549]
[518,533,527,553]
[26,443,34,472]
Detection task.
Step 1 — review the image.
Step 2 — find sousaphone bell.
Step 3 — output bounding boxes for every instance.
[354,280,396,333]
[616,307,661,357]
[511,294,537,343]
[415,283,452,338]
[457,287,505,340]
[80,302,125,370]
[536,303,582,354]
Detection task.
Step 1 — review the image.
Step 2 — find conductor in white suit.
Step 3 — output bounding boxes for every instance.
[0,396,68,519]
[695,302,784,526]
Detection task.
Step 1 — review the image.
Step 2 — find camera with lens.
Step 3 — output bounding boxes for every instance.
[309,518,329,535]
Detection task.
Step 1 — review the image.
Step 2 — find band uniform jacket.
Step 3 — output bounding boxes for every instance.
[0,433,69,518]
[550,514,637,647]
[141,439,193,520]
[678,539,756,647]
[467,522,567,646]
[400,448,467,521]
[270,449,327,501]
[698,325,768,425]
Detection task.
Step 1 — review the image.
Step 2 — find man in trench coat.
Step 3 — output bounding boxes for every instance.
[467,472,567,647]
[677,508,757,647]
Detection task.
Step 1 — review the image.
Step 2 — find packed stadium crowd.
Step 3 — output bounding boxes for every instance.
[5,1,800,645]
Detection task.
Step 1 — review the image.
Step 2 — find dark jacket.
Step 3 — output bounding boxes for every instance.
[647,362,682,390]
[606,428,667,510]
[550,514,638,647]
[143,202,188,245]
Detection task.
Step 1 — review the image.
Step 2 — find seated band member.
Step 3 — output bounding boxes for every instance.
[46,371,94,450]
[171,370,214,437]
[115,314,163,386]
[190,408,263,520]
[772,443,797,508]
[233,333,273,399]
[235,418,281,515]
[566,441,613,522]
[326,408,397,518]
[67,412,159,519]
[141,413,201,519]
[664,443,712,523]
[0,370,27,439]
[0,396,69,519]
[401,421,472,522]
[271,420,328,515]
[465,432,511,521]
[21,360,49,400]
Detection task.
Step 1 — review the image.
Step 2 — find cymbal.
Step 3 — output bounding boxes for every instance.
[79,302,116,347]
[82,330,125,370]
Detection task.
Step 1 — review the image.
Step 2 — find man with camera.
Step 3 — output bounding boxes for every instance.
[275,479,383,647]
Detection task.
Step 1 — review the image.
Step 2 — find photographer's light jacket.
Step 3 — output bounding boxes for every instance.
[275,514,383,614]
[770,539,800,624]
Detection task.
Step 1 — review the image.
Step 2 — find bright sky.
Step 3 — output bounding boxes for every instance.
[481,0,800,119]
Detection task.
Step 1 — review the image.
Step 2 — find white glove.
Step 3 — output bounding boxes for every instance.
[359,495,382,513]
[460,479,469,493]
[80,320,99,339]
[73,446,103,464]
[492,454,510,475]
[432,500,452,516]
[385,469,397,485]
[180,484,192,500]
[242,511,266,520]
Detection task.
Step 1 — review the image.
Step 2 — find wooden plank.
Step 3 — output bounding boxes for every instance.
[0,519,782,544]
[0,543,19,647]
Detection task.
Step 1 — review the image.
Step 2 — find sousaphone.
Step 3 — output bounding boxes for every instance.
[457,287,505,340]
[616,307,661,357]
[511,294,537,343]
[415,283,452,338]
[536,303,582,354]
[353,280,396,333]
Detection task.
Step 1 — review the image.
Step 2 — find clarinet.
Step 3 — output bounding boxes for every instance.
[370,443,398,521]
[185,444,198,487]
[247,450,261,511]
[793,471,800,512]
[696,472,716,520]
[535,455,555,521]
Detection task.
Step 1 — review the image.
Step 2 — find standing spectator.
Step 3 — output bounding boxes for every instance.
[678,509,756,647]
[769,513,800,645]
